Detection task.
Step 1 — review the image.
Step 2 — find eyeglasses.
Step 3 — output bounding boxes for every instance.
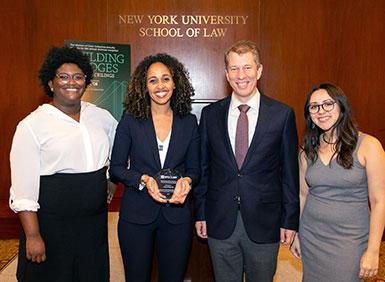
[308,100,336,114]
[55,73,86,84]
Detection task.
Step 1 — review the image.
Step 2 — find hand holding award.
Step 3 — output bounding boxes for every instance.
[155,169,182,200]
[142,175,167,203]
[169,177,192,204]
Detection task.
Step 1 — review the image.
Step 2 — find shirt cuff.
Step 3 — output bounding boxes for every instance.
[9,198,40,213]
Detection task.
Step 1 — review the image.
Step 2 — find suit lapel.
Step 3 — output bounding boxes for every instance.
[163,114,180,169]
[242,95,272,168]
[218,98,238,170]
[143,117,162,170]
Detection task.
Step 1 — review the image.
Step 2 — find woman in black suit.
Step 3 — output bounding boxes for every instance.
[110,53,200,282]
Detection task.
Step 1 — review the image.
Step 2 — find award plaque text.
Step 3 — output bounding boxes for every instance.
[155,169,182,200]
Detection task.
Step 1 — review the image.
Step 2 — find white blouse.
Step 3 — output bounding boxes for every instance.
[138,131,171,191]
[9,102,117,212]
[157,130,171,169]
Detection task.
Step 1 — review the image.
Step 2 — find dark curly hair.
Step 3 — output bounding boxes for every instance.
[38,46,94,97]
[125,53,194,119]
[303,83,358,169]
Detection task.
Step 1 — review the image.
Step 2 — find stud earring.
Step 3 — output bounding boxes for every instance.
[51,88,54,91]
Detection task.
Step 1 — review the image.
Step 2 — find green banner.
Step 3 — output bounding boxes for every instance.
[65,40,131,120]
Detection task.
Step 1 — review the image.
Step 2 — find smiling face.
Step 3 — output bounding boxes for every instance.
[146,62,174,108]
[225,51,262,103]
[48,63,86,107]
[309,89,341,132]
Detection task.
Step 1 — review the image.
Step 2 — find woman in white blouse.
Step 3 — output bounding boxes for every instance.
[9,46,117,282]
[110,53,200,282]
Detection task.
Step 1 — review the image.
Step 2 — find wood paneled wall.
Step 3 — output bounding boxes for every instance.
[259,0,385,141]
[1,0,385,277]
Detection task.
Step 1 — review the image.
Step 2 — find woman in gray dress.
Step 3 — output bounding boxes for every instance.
[290,83,385,281]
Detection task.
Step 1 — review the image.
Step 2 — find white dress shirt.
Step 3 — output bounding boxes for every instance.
[9,102,117,212]
[228,90,261,154]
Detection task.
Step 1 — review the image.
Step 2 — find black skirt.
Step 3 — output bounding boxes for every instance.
[17,167,109,282]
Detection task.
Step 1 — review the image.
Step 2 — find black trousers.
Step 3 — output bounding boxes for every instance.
[118,211,192,282]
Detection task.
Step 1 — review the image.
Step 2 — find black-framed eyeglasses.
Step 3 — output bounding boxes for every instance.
[308,100,336,114]
[55,73,86,84]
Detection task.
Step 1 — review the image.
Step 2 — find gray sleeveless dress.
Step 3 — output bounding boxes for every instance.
[299,135,369,282]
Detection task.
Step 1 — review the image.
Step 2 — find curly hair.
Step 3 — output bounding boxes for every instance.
[125,53,194,119]
[38,46,94,97]
[303,83,358,169]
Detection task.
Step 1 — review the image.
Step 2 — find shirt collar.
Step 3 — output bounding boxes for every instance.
[39,101,87,122]
[230,89,261,111]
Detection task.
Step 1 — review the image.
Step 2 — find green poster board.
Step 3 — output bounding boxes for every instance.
[65,40,131,120]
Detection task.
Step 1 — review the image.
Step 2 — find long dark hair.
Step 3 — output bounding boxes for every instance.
[303,83,358,169]
[125,53,194,119]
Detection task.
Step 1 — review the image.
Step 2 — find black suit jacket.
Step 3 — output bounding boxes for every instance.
[194,94,299,243]
[110,112,200,225]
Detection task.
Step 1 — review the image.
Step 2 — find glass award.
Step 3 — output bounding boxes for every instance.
[155,169,182,200]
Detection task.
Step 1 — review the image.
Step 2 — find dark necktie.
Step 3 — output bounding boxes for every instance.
[235,104,250,169]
